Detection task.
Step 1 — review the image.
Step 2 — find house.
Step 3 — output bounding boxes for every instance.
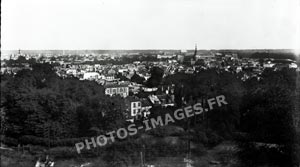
[177,55,184,63]
[148,95,161,106]
[125,96,142,121]
[104,84,129,97]
[142,87,158,92]
[118,68,128,73]
[66,69,78,76]
[83,72,101,80]
[129,83,141,94]
[107,69,116,75]
[289,63,298,69]
[141,98,152,117]
[157,94,175,107]
[263,62,275,68]
[157,54,176,59]
[185,67,194,74]
[104,75,116,81]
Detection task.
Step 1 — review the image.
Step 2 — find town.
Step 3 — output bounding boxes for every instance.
[1,48,299,123]
[2,0,300,166]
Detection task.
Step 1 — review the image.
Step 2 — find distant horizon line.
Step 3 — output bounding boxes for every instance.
[1,48,297,51]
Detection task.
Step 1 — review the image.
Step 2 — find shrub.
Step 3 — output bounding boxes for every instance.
[192,131,208,144]
[191,143,206,156]
[19,135,89,147]
[0,135,18,146]
[47,147,79,159]
[206,131,224,146]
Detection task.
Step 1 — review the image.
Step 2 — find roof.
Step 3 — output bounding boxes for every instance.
[141,98,152,107]
[125,96,140,103]
[104,83,129,88]
[272,59,295,64]
[157,94,169,100]
[128,96,139,100]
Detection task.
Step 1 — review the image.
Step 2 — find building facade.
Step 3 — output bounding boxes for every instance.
[104,84,129,97]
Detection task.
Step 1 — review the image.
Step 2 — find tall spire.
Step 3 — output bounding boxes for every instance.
[193,44,197,59]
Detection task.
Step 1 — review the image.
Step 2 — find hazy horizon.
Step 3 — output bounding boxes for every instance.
[1,48,298,52]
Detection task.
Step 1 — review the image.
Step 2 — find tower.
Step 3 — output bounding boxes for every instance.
[190,44,197,65]
[193,44,197,59]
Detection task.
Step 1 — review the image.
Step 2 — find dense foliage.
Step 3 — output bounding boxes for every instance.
[237,69,300,167]
[0,63,126,142]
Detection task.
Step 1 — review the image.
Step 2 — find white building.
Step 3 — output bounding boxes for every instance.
[66,69,77,76]
[104,84,129,97]
[83,72,101,80]
[289,63,298,69]
[263,62,275,68]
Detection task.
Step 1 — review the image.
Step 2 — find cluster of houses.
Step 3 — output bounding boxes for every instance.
[1,50,299,121]
[103,81,176,122]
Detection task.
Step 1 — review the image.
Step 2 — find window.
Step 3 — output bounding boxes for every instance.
[133,102,136,108]
[132,109,137,116]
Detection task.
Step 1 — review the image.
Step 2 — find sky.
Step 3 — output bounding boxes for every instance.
[1,0,300,50]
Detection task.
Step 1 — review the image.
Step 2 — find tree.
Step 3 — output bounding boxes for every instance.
[116,72,129,81]
[237,70,298,167]
[1,63,127,143]
[146,67,164,87]
[130,73,145,84]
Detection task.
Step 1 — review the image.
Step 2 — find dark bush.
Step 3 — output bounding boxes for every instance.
[0,135,18,146]
[206,131,224,147]
[19,135,88,147]
[191,143,206,156]
[47,147,79,159]
[192,131,208,144]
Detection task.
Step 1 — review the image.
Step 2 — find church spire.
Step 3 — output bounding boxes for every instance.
[194,44,197,57]
[193,44,197,59]
[190,44,197,66]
